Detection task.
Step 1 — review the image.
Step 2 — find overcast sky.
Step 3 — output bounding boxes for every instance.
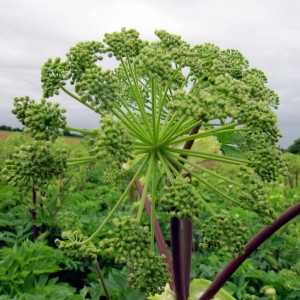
[0,0,299,148]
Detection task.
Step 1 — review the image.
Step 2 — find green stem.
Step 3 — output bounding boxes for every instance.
[137,155,153,222]
[110,107,151,144]
[67,160,97,166]
[173,127,249,144]
[165,151,242,187]
[94,261,111,300]
[150,153,157,253]
[67,156,97,163]
[158,68,180,117]
[83,156,149,243]
[171,158,240,205]
[65,126,93,136]
[167,147,250,165]
[116,94,149,136]
[159,111,179,140]
[157,151,176,183]
[170,118,204,141]
[151,78,158,143]
[121,58,153,138]
[170,122,238,145]
[60,86,101,114]
[159,116,188,147]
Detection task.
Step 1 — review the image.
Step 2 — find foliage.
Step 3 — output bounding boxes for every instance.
[286,138,300,155]
[0,240,77,299]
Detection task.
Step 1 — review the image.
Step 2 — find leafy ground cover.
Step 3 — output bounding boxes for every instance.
[0,133,300,299]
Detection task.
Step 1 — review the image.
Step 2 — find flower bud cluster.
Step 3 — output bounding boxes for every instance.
[129,253,171,296]
[136,45,173,82]
[66,41,104,83]
[2,141,67,191]
[219,49,249,79]
[92,115,134,165]
[104,27,148,60]
[12,97,66,141]
[201,211,248,255]
[75,66,118,111]
[236,101,280,144]
[237,166,275,222]
[189,43,221,79]
[247,145,288,182]
[41,57,68,98]
[243,72,279,108]
[55,230,100,263]
[159,178,202,222]
[103,165,133,191]
[190,44,249,83]
[99,216,150,265]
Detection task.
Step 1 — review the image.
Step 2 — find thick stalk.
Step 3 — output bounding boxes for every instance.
[182,219,193,297]
[94,261,111,300]
[181,125,200,297]
[171,216,186,300]
[199,201,300,300]
[135,180,175,290]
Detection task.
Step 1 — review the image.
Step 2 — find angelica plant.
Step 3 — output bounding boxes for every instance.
[10,28,290,299]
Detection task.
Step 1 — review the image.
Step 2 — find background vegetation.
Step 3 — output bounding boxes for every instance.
[0,132,299,299]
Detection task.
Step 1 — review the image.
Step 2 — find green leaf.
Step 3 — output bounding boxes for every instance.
[189,279,236,300]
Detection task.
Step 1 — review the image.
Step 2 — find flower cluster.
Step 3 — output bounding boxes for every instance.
[12,97,66,141]
[136,45,173,82]
[159,177,202,222]
[129,253,171,296]
[66,41,104,83]
[247,145,287,182]
[41,57,68,98]
[99,216,150,265]
[2,141,67,191]
[55,230,100,263]
[201,211,248,255]
[237,167,276,223]
[103,165,133,191]
[104,27,148,60]
[74,66,118,111]
[92,115,134,165]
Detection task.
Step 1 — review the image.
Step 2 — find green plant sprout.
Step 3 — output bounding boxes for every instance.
[6,28,297,299]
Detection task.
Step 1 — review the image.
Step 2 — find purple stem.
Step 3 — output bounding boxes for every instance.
[171,216,186,300]
[199,201,300,300]
[182,219,193,296]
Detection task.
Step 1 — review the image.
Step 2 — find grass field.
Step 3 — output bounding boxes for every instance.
[0,131,82,143]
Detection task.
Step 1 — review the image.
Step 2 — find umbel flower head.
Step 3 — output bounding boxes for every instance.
[55,230,100,263]
[2,141,67,191]
[12,96,66,141]
[129,253,171,296]
[99,216,150,265]
[11,28,287,272]
[159,177,202,222]
[201,211,248,256]
[90,115,134,166]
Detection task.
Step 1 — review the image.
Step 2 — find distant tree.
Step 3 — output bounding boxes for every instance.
[0,125,23,132]
[286,138,300,155]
